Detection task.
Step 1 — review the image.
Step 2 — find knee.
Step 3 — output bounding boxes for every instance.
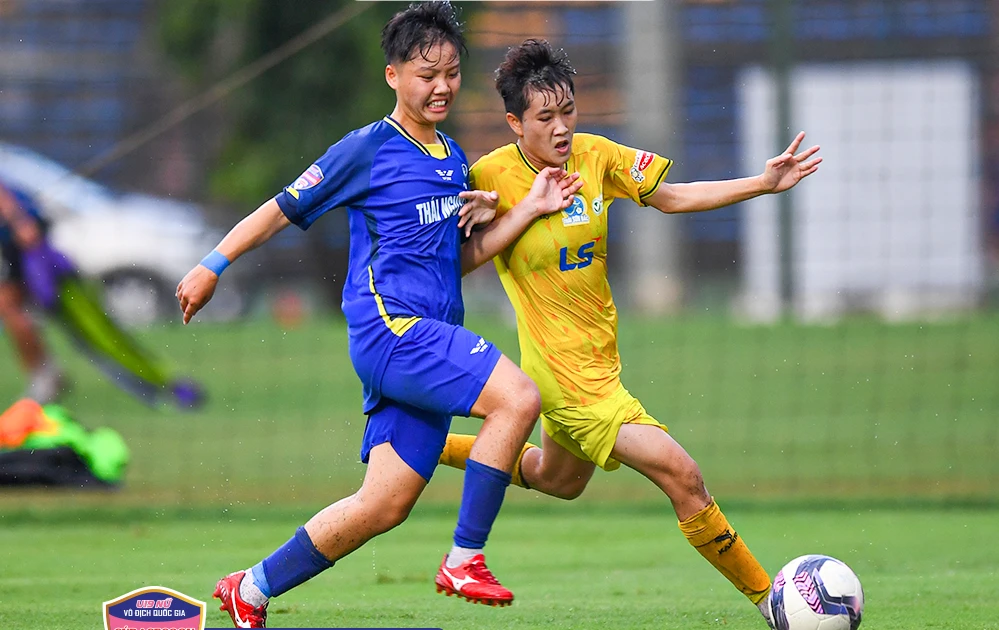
[677,457,708,499]
[372,501,413,534]
[359,491,417,534]
[551,476,588,500]
[509,374,541,426]
[537,469,589,500]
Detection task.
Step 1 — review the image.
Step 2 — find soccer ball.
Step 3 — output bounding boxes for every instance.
[767,555,864,630]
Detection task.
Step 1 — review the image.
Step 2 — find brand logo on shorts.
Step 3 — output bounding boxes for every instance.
[470,337,489,355]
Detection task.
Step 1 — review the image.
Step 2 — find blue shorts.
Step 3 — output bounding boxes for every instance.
[360,400,452,482]
[359,317,502,481]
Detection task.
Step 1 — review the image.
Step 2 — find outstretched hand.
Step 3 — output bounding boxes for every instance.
[457,189,499,238]
[526,167,584,218]
[761,132,822,193]
[176,265,218,325]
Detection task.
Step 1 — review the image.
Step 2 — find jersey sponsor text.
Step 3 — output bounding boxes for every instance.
[417,195,465,225]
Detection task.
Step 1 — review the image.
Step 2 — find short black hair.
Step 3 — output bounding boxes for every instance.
[380,1,467,65]
[495,39,576,119]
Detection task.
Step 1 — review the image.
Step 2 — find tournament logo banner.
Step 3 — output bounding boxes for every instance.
[103,586,206,630]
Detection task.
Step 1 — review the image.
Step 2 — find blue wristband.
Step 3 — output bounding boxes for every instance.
[200,250,230,276]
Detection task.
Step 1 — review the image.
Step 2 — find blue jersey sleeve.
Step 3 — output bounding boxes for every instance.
[274,128,378,230]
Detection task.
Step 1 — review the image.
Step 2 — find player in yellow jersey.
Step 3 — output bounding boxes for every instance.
[445,39,822,628]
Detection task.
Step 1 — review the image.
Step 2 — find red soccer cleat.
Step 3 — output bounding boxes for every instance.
[435,554,514,607]
[213,571,268,628]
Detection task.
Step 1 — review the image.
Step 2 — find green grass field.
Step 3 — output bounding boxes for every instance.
[1,314,996,504]
[1,315,998,628]
[1,504,997,629]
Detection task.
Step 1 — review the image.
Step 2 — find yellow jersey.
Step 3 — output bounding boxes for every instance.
[470,133,672,411]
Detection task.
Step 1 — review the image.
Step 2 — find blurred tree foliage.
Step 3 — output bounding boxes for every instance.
[156,0,401,205]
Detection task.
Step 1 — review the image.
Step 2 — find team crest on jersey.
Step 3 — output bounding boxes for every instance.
[292,164,324,190]
[562,195,589,226]
[629,150,656,183]
[592,195,604,215]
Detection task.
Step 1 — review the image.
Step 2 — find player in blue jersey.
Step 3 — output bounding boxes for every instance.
[175,3,583,627]
[0,180,66,403]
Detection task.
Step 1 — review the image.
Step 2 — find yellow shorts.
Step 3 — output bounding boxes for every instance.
[541,384,668,471]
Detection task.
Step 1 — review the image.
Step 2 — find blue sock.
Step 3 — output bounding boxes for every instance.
[259,526,334,598]
[453,459,511,549]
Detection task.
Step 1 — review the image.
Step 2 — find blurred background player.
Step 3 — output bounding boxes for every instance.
[0,178,204,410]
[0,179,66,403]
[175,4,582,627]
[440,39,821,628]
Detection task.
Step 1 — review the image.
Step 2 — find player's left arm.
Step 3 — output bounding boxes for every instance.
[457,189,499,238]
[646,132,821,214]
[461,168,582,276]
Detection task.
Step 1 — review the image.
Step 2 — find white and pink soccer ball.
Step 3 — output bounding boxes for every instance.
[767,555,864,630]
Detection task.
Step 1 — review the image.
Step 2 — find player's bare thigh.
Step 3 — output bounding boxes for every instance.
[465,354,541,472]
[468,354,540,420]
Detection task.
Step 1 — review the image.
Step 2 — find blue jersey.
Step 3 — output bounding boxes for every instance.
[275,117,471,409]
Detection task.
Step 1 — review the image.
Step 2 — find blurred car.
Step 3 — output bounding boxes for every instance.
[0,142,243,325]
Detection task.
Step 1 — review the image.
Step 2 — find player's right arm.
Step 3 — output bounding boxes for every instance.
[176,199,290,325]
[461,166,582,275]
[178,131,369,324]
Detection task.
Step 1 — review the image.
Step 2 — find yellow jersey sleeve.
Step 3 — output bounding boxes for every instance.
[470,146,529,218]
[594,135,673,206]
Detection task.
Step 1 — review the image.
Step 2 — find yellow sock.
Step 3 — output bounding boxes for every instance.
[438,433,536,489]
[439,433,474,472]
[678,499,772,605]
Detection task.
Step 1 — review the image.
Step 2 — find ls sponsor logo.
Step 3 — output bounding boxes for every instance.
[559,239,599,272]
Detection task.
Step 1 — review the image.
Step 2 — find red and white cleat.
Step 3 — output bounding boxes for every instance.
[435,554,514,607]
[213,571,268,628]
